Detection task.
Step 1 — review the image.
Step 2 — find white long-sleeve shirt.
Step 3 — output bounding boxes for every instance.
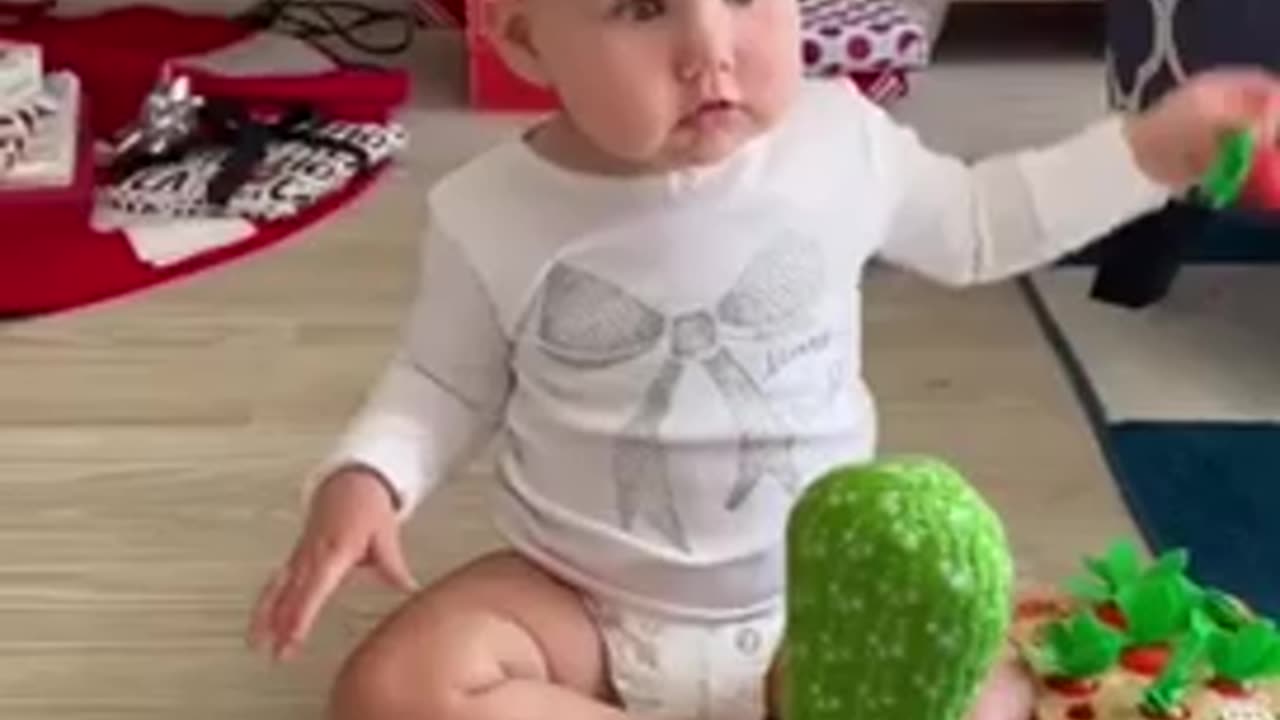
[318,79,1169,621]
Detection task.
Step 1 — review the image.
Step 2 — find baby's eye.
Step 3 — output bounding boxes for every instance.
[612,0,666,21]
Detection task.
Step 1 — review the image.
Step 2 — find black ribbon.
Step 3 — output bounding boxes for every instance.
[198,100,372,207]
[107,90,378,210]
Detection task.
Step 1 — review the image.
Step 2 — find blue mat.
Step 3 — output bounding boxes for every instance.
[1023,257,1280,618]
[1105,422,1280,617]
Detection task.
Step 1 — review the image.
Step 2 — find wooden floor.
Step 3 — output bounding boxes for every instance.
[0,35,1139,720]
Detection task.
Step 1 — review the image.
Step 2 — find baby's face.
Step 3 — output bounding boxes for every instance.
[495,0,802,172]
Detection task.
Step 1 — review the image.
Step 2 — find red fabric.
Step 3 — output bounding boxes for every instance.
[0,5,410,135]
[427,0,465,22]
[0,90,95,238]
[0,4,408,319]
[0,167,386,319]
[415,0,464,26]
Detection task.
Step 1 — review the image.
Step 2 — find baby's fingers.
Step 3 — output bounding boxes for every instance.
[1259,93,1280,145]
[247,569,290,653]
[271,545,355,661]
[370,527,419,594]
[1206,69,1280,133]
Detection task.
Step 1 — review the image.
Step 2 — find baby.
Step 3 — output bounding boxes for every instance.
[248,1,1280,719]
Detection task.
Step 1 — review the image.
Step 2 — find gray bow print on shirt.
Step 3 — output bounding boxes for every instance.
[532,237,826,552]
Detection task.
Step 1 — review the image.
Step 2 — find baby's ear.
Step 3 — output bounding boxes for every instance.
[486,0,551,88]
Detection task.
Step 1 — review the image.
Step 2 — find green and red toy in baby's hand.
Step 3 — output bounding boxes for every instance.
[1200,129,1280,211]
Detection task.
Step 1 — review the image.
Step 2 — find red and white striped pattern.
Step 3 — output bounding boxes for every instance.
[855,68,909,105]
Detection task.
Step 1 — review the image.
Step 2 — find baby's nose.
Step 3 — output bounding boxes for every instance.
[674,4,735,81]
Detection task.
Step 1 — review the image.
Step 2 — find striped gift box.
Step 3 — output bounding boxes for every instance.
[0,91,54,175]
[0,40,43,114]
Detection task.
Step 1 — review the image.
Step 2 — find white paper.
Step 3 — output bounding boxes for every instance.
[93,206,257,268]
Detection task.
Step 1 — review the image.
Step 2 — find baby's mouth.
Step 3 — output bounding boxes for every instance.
[680,99,742,129]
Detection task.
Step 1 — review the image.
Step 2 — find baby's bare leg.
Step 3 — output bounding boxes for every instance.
[966,656,1036,720]
[330,551,630,720]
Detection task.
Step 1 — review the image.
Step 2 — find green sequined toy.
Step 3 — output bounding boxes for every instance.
[784,456,1014,720]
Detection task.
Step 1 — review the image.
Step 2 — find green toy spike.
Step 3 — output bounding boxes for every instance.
[784,457,1014,720]
[1208,618,1280,684]
[1140,609,1214,717]
[1200,129,1256,209]
[1066,538,1145,604]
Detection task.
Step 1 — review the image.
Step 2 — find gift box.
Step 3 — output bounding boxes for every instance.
[0,72,93,239]
[0,39,42,113]
[799,0,930,76]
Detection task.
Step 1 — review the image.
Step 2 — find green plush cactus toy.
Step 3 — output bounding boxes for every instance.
[784,456,1015,720]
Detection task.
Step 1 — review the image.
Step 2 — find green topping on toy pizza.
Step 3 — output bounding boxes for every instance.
[1208,618,1280,683]
[1139,611,1214,717]
[1201,589,1251,633]
[1024,537,1280,717]
[1032,610,1127,680]
[1067,539,1146,604]
[1116,563,1204,646]
[784,457,1013,720]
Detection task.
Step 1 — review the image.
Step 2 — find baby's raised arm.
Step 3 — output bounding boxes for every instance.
[858,87,1170,286]
[860,69,1280,286]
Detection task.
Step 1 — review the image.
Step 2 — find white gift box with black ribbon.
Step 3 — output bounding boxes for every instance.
[0,40,55,176]
[1,71,78,187]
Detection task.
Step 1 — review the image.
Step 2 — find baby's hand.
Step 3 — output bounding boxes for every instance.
[247,466,418,661]
[1124,68,1280,190]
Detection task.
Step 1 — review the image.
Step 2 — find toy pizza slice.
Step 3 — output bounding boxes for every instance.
[1012,540,1280,720]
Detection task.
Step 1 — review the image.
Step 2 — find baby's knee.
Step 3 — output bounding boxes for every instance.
[966,657,1036,720]
[329,633,459,720]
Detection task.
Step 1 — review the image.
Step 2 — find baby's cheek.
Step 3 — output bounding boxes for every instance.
[564,78,675,160]
[740,13,804,103]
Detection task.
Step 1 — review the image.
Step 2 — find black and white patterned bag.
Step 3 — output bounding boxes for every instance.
[101,116,407,222]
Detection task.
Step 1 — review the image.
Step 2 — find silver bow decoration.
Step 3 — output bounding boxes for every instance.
[532,238,826,552]
[109,71,205,167]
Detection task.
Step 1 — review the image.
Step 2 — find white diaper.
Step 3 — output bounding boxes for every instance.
[585,598,786,720]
